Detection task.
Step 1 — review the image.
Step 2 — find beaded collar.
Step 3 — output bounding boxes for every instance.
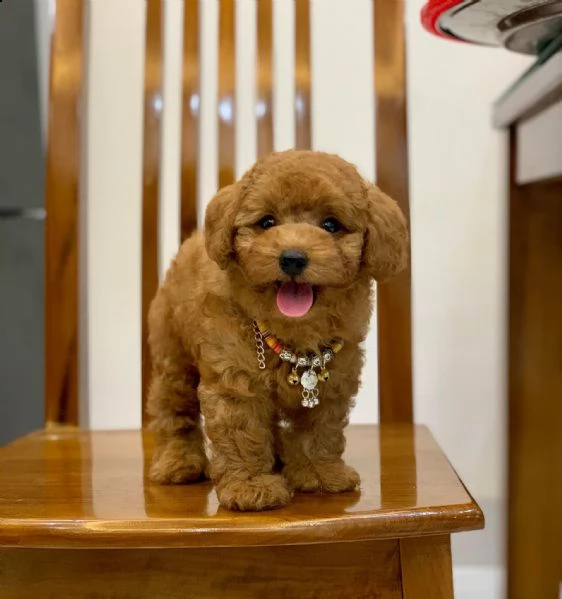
[253,321,343,408]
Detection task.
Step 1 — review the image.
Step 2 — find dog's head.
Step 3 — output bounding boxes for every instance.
[205,150,408,330]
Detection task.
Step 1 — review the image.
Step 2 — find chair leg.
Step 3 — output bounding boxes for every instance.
[400,535,454,599]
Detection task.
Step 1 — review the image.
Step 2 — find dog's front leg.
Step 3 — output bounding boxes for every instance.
[199,382,293,511]
[279,399,360,493]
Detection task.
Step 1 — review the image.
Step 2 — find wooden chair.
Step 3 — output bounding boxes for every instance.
[0,1,483,597]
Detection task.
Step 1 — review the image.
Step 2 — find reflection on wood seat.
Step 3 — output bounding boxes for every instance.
[0,426,482,549]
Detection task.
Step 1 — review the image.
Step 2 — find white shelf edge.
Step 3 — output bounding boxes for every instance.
[493,51,562,128]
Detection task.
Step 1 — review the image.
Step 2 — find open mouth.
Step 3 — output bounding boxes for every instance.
[276,281,315,318]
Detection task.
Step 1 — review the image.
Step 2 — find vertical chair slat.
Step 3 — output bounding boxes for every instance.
[294,0,311,150]
[44,0,84,426]
[218,0,236,188]
[257,0,273,159]
[373,0,413,423]
[181,0,200,240]
[141,0,163,423]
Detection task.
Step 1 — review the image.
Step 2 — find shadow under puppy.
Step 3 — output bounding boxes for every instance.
[147,150,408,511]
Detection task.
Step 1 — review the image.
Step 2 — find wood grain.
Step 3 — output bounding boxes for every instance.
[257,0,274,158]
[373,0,414,423]
[400,535,454,599]
[218,0,236,188]
[180,0,199,241]
[141,0,163,424]
[0,540,401,599]
[506,127,562,599]
[379,423,417,509]
[0,425,483,549]
[295,0,311,150]
[44,0,84,426]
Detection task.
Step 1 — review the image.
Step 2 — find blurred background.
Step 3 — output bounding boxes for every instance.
[0,0,545,597]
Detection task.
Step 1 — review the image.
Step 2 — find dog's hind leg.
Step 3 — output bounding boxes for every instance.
[146,294,207,484]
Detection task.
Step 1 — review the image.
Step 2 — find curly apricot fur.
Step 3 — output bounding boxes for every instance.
[147,150,408,511]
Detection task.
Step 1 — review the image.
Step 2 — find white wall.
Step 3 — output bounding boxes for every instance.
[406,0,530,499]
[40,0,532,502]
[81,0,146,430]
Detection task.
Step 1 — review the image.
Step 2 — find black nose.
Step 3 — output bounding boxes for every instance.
[279,250,308,276]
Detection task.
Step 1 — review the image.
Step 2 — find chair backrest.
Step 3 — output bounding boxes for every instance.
[44,0,412,429]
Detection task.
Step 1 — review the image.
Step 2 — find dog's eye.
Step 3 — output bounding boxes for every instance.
[257,215,277,230]
[321,217,342,234]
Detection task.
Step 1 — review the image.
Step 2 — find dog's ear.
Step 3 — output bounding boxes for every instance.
[205,183,240,269]
[363,184,409,281]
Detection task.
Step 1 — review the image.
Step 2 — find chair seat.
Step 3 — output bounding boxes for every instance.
[0,425,483,549]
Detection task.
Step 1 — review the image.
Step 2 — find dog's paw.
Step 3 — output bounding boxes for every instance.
[149,449,207,484]
[283,465,322,492]
[217,474,293,511]
[285,461,360,493]
[315,461,360,492]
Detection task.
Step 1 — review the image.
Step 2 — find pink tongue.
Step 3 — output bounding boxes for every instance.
[276,282,314,318]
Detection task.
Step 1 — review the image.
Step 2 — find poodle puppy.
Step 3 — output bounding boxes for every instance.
[147,150,408,511]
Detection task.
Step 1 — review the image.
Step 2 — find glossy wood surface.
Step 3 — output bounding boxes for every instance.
[373,0,414,423]
[257,0,274,158]
[180,0,199,241]
[0,425,483,549]
[506,128,562,599]
[295,0,311,150]
[218,0,236,188]
[0,539,402,598]
[44,0,84,426]
[400,535,454,599]
[141,0,163,424]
